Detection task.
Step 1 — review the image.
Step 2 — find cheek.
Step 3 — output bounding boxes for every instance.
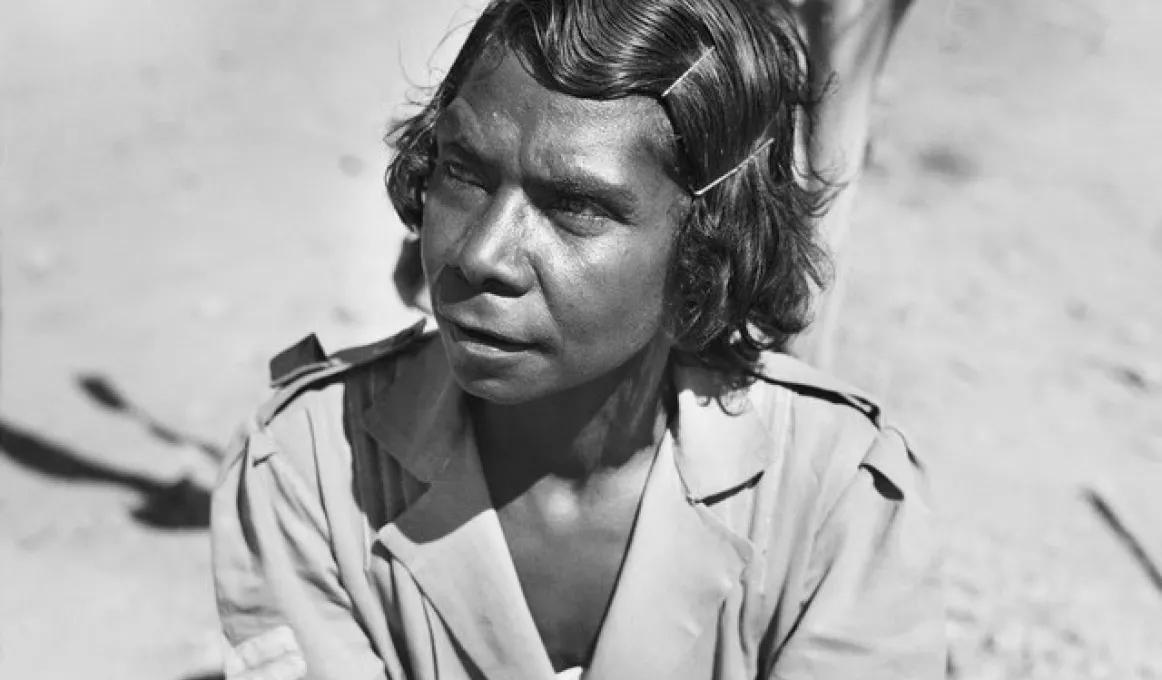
[551,236,673,348]
[419,202,459,281]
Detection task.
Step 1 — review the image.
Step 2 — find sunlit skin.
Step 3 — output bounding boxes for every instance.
[419,51,691,669]
[422,58,686,406]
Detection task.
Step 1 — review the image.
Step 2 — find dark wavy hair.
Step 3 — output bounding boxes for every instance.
[387,0,832,384]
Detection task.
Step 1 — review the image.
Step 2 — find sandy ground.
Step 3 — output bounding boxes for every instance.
[2,1,1160,678]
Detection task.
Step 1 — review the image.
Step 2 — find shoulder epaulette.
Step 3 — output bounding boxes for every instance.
[257,318,429,426]
[755,352,882,426]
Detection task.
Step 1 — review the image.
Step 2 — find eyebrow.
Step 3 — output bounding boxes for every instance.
[435,103,643,220]
[434,109,481,156]
[439,136,485,166]
[527,172,639,220]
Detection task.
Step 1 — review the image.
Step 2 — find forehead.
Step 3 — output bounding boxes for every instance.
[440,51,674,176]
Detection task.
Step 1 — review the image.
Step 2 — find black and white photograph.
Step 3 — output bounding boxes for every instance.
[2,0,1160,678]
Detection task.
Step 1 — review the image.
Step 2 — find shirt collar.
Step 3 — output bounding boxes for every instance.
[361,338,468,484]
[669,361,783,501]
[361,341,783,501]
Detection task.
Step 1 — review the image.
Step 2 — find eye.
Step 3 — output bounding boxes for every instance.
[551,194,617,222]
[545,196,624,238]
[433,158,483,189]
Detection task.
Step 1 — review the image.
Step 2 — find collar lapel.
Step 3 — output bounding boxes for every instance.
[361,350,781,680]
[585,363,784,679]
[584,434,755,680]
[363,344,555,680]
[670,362,781,501]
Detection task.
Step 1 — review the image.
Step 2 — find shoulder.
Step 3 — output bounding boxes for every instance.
[752,351,882,427]
[749,352,922,505]
[739,358,944,672]
[221,319,435,482]
[258,318,432,426]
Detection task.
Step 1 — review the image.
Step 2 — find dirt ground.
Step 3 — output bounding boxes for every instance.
[2,0,1160,678]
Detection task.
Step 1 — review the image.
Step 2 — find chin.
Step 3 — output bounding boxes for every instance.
[440,348,544,406]
[451,370,555,405]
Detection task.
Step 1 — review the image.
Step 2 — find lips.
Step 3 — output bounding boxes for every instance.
[440,314,534,352]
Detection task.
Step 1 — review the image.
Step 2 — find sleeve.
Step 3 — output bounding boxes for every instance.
[211,419,392,680]
[769,427,947,679]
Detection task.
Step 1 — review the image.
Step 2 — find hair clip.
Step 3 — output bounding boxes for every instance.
[662,47,716,98]
[693,138,774,197]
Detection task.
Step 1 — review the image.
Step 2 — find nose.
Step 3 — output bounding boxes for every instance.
[450,190,534,297]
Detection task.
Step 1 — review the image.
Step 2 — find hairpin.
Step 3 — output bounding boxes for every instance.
[662,47,716,98]
[693,139,774,197]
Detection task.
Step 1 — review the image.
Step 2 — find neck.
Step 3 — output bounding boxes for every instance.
[471,338,673,487]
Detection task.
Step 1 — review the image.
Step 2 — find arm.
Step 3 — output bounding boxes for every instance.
[770,427,947,679]
[212,421,396,680]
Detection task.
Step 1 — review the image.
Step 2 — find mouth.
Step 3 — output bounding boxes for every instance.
[442,317,535,354]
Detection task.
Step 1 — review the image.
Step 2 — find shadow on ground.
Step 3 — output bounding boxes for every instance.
[77,373,225,461]
[0,417,212,529]
[1084,489,1162,592]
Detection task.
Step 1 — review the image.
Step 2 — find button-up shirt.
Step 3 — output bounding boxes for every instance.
[212,332,946,680]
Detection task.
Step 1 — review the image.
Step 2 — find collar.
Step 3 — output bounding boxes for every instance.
[361,338,468,484]
[361,341,784,503]
[669,361,783,501]
[359,339,768,680]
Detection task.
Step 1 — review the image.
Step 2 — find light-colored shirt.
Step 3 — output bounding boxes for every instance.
[212,327,946,680]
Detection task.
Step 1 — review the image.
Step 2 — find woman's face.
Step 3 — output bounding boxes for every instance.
[421,51,688,405]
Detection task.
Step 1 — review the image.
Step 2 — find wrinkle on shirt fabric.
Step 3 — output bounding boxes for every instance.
[212,331,947,680]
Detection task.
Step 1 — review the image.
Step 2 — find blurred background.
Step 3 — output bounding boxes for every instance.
[1,0,1160,678]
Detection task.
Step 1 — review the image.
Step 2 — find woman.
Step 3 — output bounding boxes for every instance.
[211,1,946,678]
